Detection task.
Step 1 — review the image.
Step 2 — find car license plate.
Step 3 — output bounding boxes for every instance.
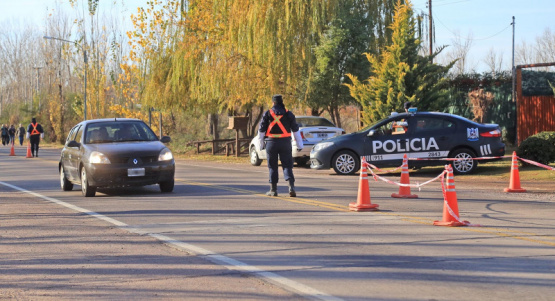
[128,168,145,177]
[317,133,327,138]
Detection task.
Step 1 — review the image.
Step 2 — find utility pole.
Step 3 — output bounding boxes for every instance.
[428,0,433,58]
[511,16,516,103]
[33,66,43,111]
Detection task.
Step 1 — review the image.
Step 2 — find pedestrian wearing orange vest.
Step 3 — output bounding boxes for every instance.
[258,94,303,197]
[26,117,44,157]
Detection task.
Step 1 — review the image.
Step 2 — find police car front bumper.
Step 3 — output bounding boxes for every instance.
[309,144,336,170]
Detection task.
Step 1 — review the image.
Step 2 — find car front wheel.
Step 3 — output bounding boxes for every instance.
[332,150,360,175]
[60,166,73,191]
[81,167,97,197]
[250,146,262,166]
[450,148,477,174]
[159,179,175,193]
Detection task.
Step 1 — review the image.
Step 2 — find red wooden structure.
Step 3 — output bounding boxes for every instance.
[515,63,555,145]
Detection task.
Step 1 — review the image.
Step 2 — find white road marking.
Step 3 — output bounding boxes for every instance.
[0,181,342,301]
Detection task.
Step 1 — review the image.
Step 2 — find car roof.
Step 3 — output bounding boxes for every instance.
[387,111,481,124]
[77,118,143,126]
[296,116,330,119]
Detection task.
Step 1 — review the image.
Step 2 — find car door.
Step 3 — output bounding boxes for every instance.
[408,115,456,160]
[61,126,78,177]
[66,125,84,180]
[363,115,412,166]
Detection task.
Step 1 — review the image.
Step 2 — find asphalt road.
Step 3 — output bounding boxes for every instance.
[1,145,554,300]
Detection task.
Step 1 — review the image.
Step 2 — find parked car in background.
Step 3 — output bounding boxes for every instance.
[59,118,175,197]
[250,116,345,166]
[310,111,505,175]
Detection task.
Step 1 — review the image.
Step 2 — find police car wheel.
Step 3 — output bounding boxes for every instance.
[81,167,97,197]
[250,146,262,166]
[60,166,73,191]
[450,148,477,174]
[332,150,360,175]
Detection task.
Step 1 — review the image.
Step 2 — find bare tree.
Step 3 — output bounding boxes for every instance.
[535,28,555,64]
[443,31,475,75]
[483,47,504,75]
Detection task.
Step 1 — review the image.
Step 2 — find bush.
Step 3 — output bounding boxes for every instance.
[517,131,555,165]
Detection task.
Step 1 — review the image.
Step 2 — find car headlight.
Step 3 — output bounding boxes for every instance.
[89,151,111,164]
[158,148,173,161]
[312,142,334,152]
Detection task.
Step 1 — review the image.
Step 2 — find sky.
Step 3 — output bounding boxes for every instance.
[1,0,554,72]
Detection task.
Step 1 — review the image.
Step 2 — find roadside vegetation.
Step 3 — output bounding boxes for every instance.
[1,0,554,157]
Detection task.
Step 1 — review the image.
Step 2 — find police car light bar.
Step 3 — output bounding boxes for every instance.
[408,107,417,113]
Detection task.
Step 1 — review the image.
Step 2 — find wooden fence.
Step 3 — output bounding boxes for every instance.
[516,64,555,144]
[517,95,555,144]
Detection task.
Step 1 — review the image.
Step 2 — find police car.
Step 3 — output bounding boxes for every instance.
[250,116,345,166]
[310,110,505,175]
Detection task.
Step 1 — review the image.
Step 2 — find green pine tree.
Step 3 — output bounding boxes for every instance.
[345,0,453,125]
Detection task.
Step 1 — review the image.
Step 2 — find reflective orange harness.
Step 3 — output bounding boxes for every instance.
[30,122,40,135]
[266,109,291,138]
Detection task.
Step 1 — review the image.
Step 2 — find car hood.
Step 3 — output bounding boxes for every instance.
[88,141,166,156]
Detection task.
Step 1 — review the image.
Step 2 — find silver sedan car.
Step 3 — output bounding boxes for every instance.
[249,116,344,166]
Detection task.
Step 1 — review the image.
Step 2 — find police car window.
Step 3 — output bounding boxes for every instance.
[374,118,409,136]
[414,117,455,133]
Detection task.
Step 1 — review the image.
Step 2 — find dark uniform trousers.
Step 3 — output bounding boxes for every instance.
[30,135,40,155]
[265,137,294,184]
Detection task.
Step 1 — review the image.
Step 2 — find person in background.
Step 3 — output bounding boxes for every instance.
[257,94,304,197]
[1,124,8,146]
[17,123,26,146]
[26,117,44,157]
[8,125,16,145]
[404,101,413,113]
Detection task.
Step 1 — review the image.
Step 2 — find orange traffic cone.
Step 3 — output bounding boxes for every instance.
[391,154,418,198]
[434,165,470,227]
[349,157,379,212]
[26,141,33,158]
[9,141,16,156]
[504,151,526,193]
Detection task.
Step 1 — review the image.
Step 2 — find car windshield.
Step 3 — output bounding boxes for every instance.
[296,117,336,127]
[85,121,158,144]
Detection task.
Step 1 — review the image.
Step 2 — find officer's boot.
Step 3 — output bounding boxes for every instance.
[288,181,296,197]
[266,183,278,196]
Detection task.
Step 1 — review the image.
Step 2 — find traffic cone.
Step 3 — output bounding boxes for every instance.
[26,141,33,158]
[349,157,379,212]
[391,154,418,198]
[504,151,526,193]
[9,141,16,156]
[434,165,470,227]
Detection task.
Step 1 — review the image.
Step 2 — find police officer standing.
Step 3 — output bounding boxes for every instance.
[26,117,44,157]
[258,94,303,197]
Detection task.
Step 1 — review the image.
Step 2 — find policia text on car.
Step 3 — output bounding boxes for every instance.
[258,95,304,197]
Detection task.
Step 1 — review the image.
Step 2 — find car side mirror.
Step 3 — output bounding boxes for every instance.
[367,130,375,137]
[160,136,171,143]
[67,140,80,148]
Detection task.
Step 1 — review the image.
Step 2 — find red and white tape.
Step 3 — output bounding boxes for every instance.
[517,156,555,171]
[363,162,446,190]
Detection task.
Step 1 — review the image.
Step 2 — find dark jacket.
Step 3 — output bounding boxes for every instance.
[8,127,16,137]
[258,104,299,139]
[27,123,44,136]
[17,126,25,137]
